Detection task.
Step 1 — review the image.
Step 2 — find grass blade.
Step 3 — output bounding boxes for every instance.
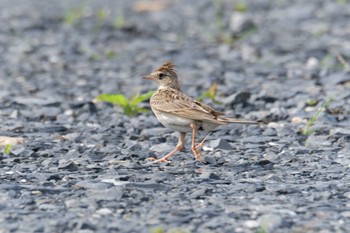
[4,144,11,155]
[303,97,333,135]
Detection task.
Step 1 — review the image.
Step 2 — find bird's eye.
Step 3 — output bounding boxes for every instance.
[158,73,165,80]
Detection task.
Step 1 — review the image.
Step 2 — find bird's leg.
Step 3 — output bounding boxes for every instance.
[190,123,204,161]
[151,132,186,163]
[195,132,212,150]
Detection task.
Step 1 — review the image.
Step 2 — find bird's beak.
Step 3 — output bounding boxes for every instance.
[142,75,154,80]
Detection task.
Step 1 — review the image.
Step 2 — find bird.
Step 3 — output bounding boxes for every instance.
[143,61,258,162]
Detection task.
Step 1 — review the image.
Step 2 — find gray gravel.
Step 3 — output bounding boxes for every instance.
[1,0,350,232]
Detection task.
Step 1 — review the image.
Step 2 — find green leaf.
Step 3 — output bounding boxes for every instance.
[63,6,83,26]
[90,53,100,61]
[4,144,11,155]
[122,104,134,116]
[95,91,153,117]
[306,99,318,106]
[114,13,125,29]
[105,50,117,59]
[130,91,154,106]
[207,83,217,100]
[96,9,107,22]
[303,97,333,135]
[234,2,247,12]
[95,94,128,106]
[133,106,148,113]
[197,92,206,101]
[197,83,220,103]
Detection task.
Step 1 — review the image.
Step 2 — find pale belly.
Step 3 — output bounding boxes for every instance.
[155,111,194,132]
[153,111,219,133]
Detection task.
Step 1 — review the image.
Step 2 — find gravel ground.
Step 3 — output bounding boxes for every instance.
[1,0,350,232]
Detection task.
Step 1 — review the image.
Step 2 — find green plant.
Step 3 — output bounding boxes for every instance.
[336,52,350,71]
[63,6,84,26]
[305,99,318,106]
[302,97,333,135]
[320,53,347,71]
[89,50,117,61]
[95,8,108,29]
[149,226,190,233]
[213,0,224,32]
[90,53,100,61]
[256,226,266,233]
[234,2,247,12]
[95,91,154,116]
[105,50,117,59]
[212,0,233,44]
[4,144,11,155]
[114,13,125,29]
[336,0,349,4]
[150,226,164,233]
[197,83,220,103]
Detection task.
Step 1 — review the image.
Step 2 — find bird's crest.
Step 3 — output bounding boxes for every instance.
[155,61,176,73]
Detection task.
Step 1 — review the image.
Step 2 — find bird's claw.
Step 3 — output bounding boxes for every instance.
[147,157,170,163]
[192,147,205,162]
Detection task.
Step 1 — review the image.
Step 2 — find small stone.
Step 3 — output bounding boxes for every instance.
[240,136,273,144]
[222,92,251,106]
[12,96,59,106]
[305,57,319,70]
[150,143,174,153]
[321,71,350,85]
[330,128,350,136]
[36,107,61,119]
[341,211,350,218]
[74,181,110,190]
[9,110,19,119]
[262,127,277,136]
[305,135,332,147]
[203,156,217,165]
[58,161,79,171]
[61,133,81,142]
[244,220,259,228]
[100,179,129,186]
[96,208,113,215]
[263,151,279,162]
[258,214,283,232]
[9,145,26,156]
[209,138,233,150]
[229,12,254,34]
[199,172,221,180]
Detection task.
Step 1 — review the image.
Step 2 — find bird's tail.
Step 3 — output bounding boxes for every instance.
[218,117,258,125]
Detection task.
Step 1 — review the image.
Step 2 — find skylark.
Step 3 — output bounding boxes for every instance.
[143,61,258,162]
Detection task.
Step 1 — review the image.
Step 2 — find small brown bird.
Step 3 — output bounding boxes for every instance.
[143,61,257,162]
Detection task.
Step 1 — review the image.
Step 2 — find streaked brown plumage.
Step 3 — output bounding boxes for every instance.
[143,61,257,162]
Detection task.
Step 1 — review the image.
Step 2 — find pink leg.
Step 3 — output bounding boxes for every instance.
[190,123,204,161]
[196,132,212,150]
[150,132,186,162]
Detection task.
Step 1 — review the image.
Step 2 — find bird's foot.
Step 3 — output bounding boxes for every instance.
[191,147,205,162]
[147,144,183,163]
[192,133,212,162]
[147,157,170,163]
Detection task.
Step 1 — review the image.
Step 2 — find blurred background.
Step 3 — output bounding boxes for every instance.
[1,0,349,97]
[1,0,349,123]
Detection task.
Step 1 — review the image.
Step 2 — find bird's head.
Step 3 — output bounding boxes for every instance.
[143,61,180,90]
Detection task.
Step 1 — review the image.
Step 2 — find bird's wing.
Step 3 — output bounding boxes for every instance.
[150,88,225,123]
